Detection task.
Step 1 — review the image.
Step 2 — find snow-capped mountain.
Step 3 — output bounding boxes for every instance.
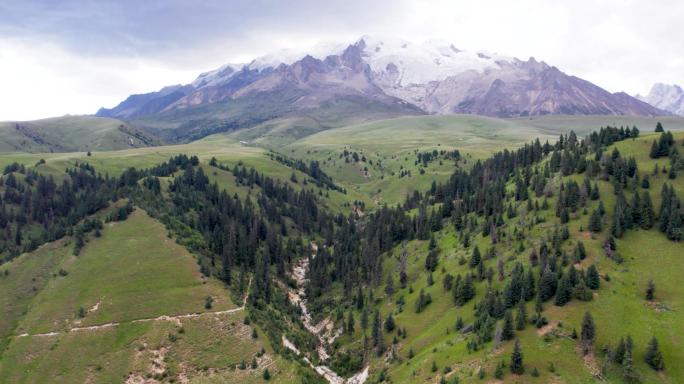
[97,35,667,136]
[637,83,684,116]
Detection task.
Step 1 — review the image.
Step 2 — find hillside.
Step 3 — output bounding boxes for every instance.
[0,116,159,153]
[316,129,684,383]
[0,208,308,383]
[0,117,682,383]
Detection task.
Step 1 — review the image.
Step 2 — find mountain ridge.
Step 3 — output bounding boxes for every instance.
[97,36,668,141]
[637,83,684,116]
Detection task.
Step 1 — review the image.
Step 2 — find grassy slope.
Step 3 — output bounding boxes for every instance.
[340,131,684,384]
[283,115,565,207]
[0,115,158,153]
[1,115,683,383]
[0,209,304,383]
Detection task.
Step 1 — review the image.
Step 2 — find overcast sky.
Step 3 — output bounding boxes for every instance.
[1,0,682,120]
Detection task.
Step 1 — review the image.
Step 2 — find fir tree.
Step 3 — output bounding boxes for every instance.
[502,311,514,340]
[372,310,381,347]
[469,245,481,268]
[586,265,600,289]
[622,348,639,383]
[515,299,527,330]
[580,311,596,354]
[589,209,603,232]
[554,274,572,306]
[346,310,355,334]
[510,339,524,374]
[644,336,665,371]
[646,279,656,301]
[384,313,396,332]
[538,266,556,301]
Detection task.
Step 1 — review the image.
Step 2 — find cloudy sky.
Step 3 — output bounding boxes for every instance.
[1,0,682,120]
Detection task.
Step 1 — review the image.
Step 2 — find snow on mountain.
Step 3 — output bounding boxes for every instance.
[189,35,513,91]
[99,35,668,122]
[246,41,348,71]
[357,35,511,86]
[637,83,684,116]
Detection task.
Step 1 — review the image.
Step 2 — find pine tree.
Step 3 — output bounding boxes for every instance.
[580,311,596,354]
[502,311,514,340]
[372,310,381,347]
[538,266,556,301]
[361,309,368,331]
[646,279,655,301]
[622,347,639,383]
[469,245,481,268]
[655,121,664,133]
[640,192,655,229]
[510,339,524,374]
[385,274,395,297]
[644,336,665,371]
[589,209,603,232]
[384,313,396,332]
[515,299,527,330]
[586,265,600,289]
[554,274,572,306]
[346,310,355,334]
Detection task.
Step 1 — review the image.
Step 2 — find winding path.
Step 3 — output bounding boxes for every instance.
[16,281,252,338]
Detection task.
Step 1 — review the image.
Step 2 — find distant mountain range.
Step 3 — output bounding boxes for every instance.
[637,83,684,116]
[97,36,668,142]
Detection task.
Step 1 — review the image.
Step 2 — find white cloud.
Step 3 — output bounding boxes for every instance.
[0,38,198,120]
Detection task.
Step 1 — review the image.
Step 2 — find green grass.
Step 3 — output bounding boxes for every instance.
[0,115,158,153]
[14,209,237,335]
[325,131,684,383]
[0,240,71,351]
[0,207,308,383]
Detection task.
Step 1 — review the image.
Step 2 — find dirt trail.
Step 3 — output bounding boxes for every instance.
[283,243,368,384]
[16,284,251,339]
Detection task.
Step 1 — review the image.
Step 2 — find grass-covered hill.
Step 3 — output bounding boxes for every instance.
[0,115,160,153]
[0,115,683,384]
[0,207,308,383]
[315,128,684,384]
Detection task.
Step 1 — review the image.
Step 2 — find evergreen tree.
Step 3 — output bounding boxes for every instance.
[646,279,656,301]
[371,310,381,347]
[644,336,665,371]
[385,274,395,297]
[502,310,514,340]
[589,209,603,232]
[580,311,596,354]
[586,265,600,290]
[622,348,639,383]
[554,274,572,306]
[384,313,396,332]
[515,299,527,330]
[538,266,556,301]
[510,339,524,374]
[346,310,355,334]
[469,245,481,268]
[361,309,368,331]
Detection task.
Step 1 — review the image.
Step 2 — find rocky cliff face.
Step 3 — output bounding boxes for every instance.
[637,83,684,116]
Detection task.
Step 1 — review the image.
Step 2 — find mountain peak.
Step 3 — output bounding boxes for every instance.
[637,83,684,116]
[98,36,669,122]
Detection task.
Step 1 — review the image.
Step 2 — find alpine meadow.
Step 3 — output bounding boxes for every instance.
[1,2,684,384]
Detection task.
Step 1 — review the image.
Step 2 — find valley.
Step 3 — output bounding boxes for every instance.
[0,111,683,383]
